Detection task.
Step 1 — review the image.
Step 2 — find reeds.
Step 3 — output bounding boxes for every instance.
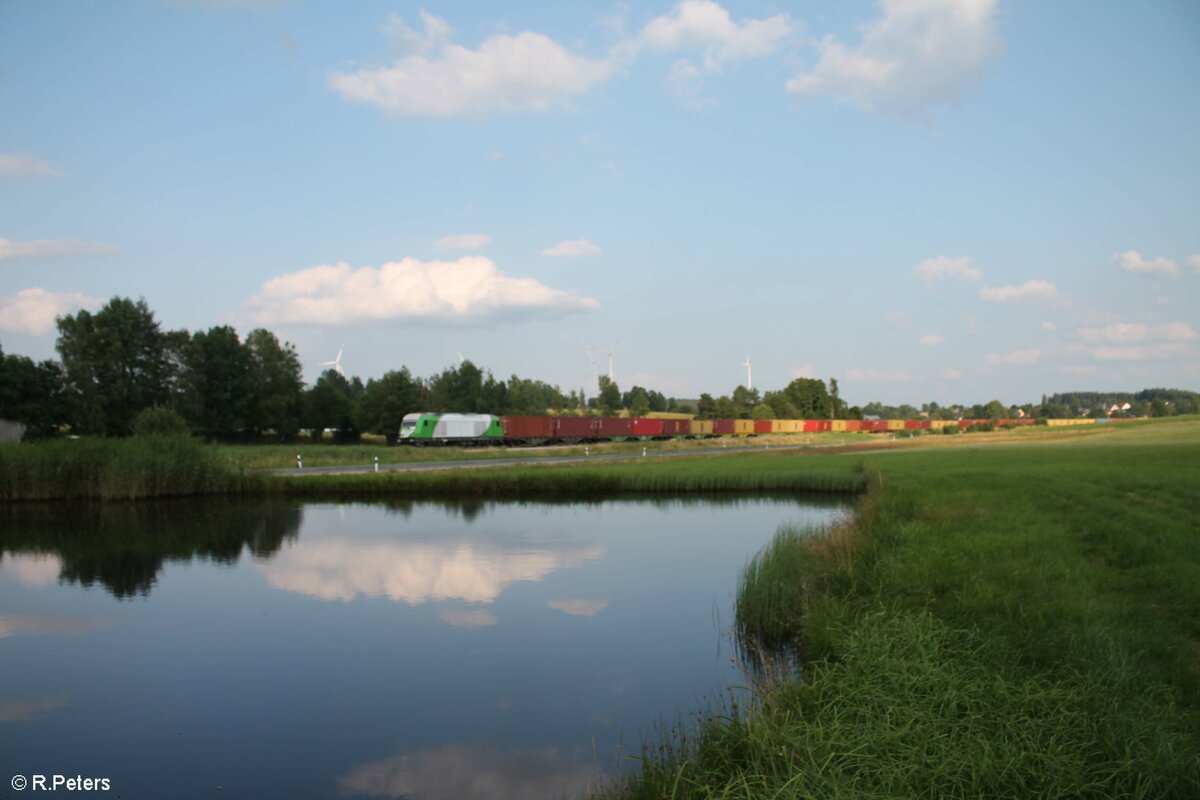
[0,436,260,500]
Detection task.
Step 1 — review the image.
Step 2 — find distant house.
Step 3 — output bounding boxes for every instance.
[0,418,27,443]
[863,415,882,422]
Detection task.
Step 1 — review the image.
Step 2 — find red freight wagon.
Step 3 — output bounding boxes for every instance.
[596,417,634,437]
[866,420,888,432]
[754,420,773,434]
[631,418,663,437]
[660,419,689,436]
[803,420,819,432]
[553,417,597,440]
[844,420,863,432]
[904,420,925,430]
[501,416,554,440]
[712,419,736,435]
[815,420,832,432]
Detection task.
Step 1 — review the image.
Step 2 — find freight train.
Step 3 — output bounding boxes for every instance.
[397,412,1075,445]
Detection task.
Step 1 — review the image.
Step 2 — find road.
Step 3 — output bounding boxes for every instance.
[264,441,854,477]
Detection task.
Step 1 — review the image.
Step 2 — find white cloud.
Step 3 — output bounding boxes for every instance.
[541,239,602,258]
[911,255,981,282]
[787,0,1001,115]
[1112,249,1179,276]
[383,10,452,56]
[984,348,1041,366]
[1076,322,1197,344]
[791,363,816,379]
[1189,254,1200,273]
[884,312,911,329]
[979,279,1057,304]
[845,367,911,382]
[0,288,103,335]
[434,233,491,251]
[918,334,944,346]
[547,597,609,617]
[329,17,614,116]
[0,237,117,261]
[941,368,964,380]
[243,256,599,325]
[0,153,62,177]
[0,554,61,587]
[637,0,795,63]
[666,58,716,108]
[1042,321,1058,331]
[1092,343,1191,361]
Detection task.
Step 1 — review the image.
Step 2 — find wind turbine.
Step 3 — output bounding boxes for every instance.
[606,339,620,381]
[742,356,752,391]
[456,348,465,364]
[319,346,345,378]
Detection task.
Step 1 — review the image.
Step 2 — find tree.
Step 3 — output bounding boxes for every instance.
[245,329,303,440]
[303,370,357,441]
[56,297,174,435]
[782,378,832,419]
[696,393,716,419]
[829,378,844,419]
[179,325,253,438]
[0,345,69,438]
[751,402,774,420]
[597,376,621,415]
[984,399,1007,420]
[629,388,651,417]
[357,368,423,444]
[714,395,737,418]
[731,385,760,418]
[762,390,799,419]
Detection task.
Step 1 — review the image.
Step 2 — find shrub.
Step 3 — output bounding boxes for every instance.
[132,406,190,437]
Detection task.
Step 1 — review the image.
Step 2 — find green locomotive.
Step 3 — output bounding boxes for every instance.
[398,412,504,444]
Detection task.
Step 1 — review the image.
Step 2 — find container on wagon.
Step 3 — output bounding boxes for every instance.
[712,419,736,435]
[733,420,755,435]
[754,420,774,434]
[501,416,554,440]
[631,418,663,437]
[660,419,689,436]
[597,417,634,437]
[689,419,714,436]
[554,417,598,439]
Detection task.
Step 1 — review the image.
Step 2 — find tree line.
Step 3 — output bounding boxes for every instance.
[4,296,1196,442]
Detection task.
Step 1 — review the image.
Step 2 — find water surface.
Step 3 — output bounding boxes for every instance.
[0,497,845,799]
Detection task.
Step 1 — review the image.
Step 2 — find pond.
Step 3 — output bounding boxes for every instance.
[0,496,847,799]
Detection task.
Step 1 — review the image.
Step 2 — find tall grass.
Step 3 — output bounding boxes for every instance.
[0,436,261,500]
[602,428,1200,799]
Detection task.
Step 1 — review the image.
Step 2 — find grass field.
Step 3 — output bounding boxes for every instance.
[603,420,1200,799]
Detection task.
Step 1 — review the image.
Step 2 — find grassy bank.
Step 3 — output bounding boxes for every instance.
[0,436,262,500]
[606,425,1200,798]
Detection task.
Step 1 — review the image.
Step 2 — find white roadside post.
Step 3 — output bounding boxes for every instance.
[297,454,303,469]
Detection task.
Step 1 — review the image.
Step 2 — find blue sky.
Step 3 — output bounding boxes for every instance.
[2,0,1198,406]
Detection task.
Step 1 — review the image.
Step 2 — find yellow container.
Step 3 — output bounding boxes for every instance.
[689,419,714,436]
[887,420,904,431]
[786,420,803,433]
[831,420,847,432]
[733,420,754,435]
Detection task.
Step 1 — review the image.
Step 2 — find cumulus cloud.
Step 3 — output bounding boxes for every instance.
[984,348,1041,366]
[1042,321,1058,331]
[0,153,62,177]
[979,279,1057,304]
[791,363,816,379]
[0,288,103,335]
[1189,254,1200,273]
[918,334,944,346]
[911,256,981,282]
[547,597,609,617]
[329,14,614,116]
[382,10,452,56]
[845,367,911,382]
[1076,321,1197,344]
[0,237,117,261]
[636,0,795,63]
[541,239,603,258]
[434,233,491,251]
[787,0,1001,115]
[1092,343,1191,361]
[941,368,964,380]
[1112,249,1179,276]
[243,256,599,325]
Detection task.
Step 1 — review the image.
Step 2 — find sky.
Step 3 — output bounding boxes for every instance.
[2,0,1198,407]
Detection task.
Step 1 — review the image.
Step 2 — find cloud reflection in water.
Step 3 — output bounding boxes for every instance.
[339,741,598,800]
[258,539,603,604]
